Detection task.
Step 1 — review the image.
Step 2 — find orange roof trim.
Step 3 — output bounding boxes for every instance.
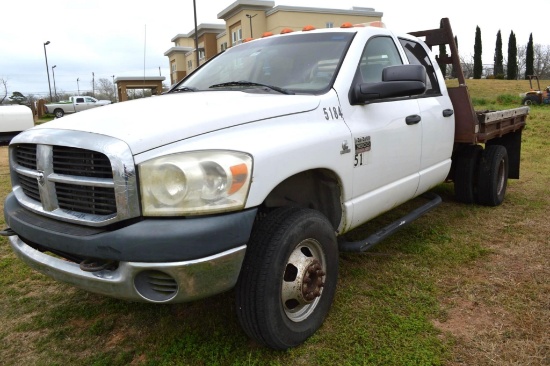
[280,28,294,34]
[261,32,274,38]
[302,25,316,31]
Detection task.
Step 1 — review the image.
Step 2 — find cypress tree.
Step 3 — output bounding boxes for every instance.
[494,30,504,78]
[507,31,518,80]
[473,26,483,79]
[439,44,447,78]
[525,33,534,79]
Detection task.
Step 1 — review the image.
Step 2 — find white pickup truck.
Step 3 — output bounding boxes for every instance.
[0,105,34,144]
[2,19,527,349]
[44,95,111,118]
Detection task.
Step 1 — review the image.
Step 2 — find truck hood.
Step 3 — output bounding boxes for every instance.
[33,92,320,154]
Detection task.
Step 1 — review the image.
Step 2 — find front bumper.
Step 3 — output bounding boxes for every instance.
[4,192,258,303]
[9,235,246,303]
[4,192,256,262]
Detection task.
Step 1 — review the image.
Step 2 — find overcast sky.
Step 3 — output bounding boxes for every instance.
[2,0,549,98]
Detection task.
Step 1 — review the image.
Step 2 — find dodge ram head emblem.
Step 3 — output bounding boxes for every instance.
[36,170,45,185]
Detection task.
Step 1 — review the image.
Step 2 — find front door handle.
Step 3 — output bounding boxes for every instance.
[443,109,454,117]
[406,114,421,125]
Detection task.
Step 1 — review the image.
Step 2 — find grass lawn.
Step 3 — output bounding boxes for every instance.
[0,79,548,365]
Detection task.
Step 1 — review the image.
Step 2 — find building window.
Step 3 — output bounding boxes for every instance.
[171,61,176,72]
[221,42,228,52]
[187,60,193,70]
[326,22,334,28]
[232,28,242,45]
[198,49,205,60]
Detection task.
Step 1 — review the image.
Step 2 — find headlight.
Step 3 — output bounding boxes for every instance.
[139,151,252,216]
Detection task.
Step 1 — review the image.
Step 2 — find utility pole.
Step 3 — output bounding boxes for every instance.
[112,75,116,102]
[52,65,58,101]
[246,14,257,38]
[92,72,95,97]
[77,78,80,95]
[43,41,53,102]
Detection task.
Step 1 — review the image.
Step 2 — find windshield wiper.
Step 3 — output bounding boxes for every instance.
[172,86,197,92]
[209,81,294,95]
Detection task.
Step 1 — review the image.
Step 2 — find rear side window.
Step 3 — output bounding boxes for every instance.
[399,38,440,95]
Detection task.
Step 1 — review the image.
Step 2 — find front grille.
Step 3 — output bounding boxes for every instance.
[53,146,113,178]
[10,131,139,226]
[55,182,116,215]
[14,144,117,216]
[14,144,40,200]
[15,144,37,169]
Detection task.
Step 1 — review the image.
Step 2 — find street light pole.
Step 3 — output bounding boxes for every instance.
[193,0,199,68]
[43,41,53,102]
[92,72,95,97]
[246,14,257,38]
[52,65,57,101]
[77,78,80,95]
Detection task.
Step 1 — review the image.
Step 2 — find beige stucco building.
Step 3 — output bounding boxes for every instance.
[165,1,383,85]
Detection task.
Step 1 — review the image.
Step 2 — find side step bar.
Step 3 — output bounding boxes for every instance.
[338,192,442,252]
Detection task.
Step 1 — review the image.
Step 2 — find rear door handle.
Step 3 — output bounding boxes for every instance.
[443,109,454,117]
[406,114,421,125]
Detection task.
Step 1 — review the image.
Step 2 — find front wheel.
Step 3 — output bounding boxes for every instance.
[235,207,338,350]
[54,109,64,118]
[522,95,540,105]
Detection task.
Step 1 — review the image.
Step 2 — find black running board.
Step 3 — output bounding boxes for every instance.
[338,192,442,252]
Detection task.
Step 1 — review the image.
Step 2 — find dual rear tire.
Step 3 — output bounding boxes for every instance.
[454,144,509,206]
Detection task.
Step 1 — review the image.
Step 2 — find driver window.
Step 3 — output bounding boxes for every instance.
[359,37,403,83]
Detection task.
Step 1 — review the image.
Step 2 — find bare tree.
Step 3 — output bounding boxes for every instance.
[517,45,527,78]
[95,78,116,102]
[460,54,474,79]
[1,78,8,104]
[533,44,550,78]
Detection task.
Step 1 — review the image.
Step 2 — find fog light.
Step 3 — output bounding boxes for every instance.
[134,270,178,302]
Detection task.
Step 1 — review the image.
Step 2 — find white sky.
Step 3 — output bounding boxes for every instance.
[1,0,549,97]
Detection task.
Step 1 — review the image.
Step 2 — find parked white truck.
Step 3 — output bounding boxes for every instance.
[2,19,528,349]
[0,105,34,144]
[44,96,111,118]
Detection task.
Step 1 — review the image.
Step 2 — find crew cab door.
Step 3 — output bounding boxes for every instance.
[398,37,454,193]
[340,36,422,228]
[73,97,87,112]
[74,97,97,112]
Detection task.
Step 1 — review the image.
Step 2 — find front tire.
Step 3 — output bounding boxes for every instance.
[477,145,509,206]
[236,207,338,350]
[522,95,540,105]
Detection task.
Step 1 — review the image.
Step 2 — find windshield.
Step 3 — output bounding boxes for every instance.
[174,32,355,94]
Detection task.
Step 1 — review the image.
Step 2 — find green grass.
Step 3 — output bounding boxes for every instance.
[1,79,549,365]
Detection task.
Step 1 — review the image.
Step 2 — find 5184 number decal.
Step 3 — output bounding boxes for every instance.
[323,106,343,120]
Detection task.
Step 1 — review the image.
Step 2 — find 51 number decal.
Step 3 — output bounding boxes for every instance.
[354,153,365,167]
[323,106,344,120]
